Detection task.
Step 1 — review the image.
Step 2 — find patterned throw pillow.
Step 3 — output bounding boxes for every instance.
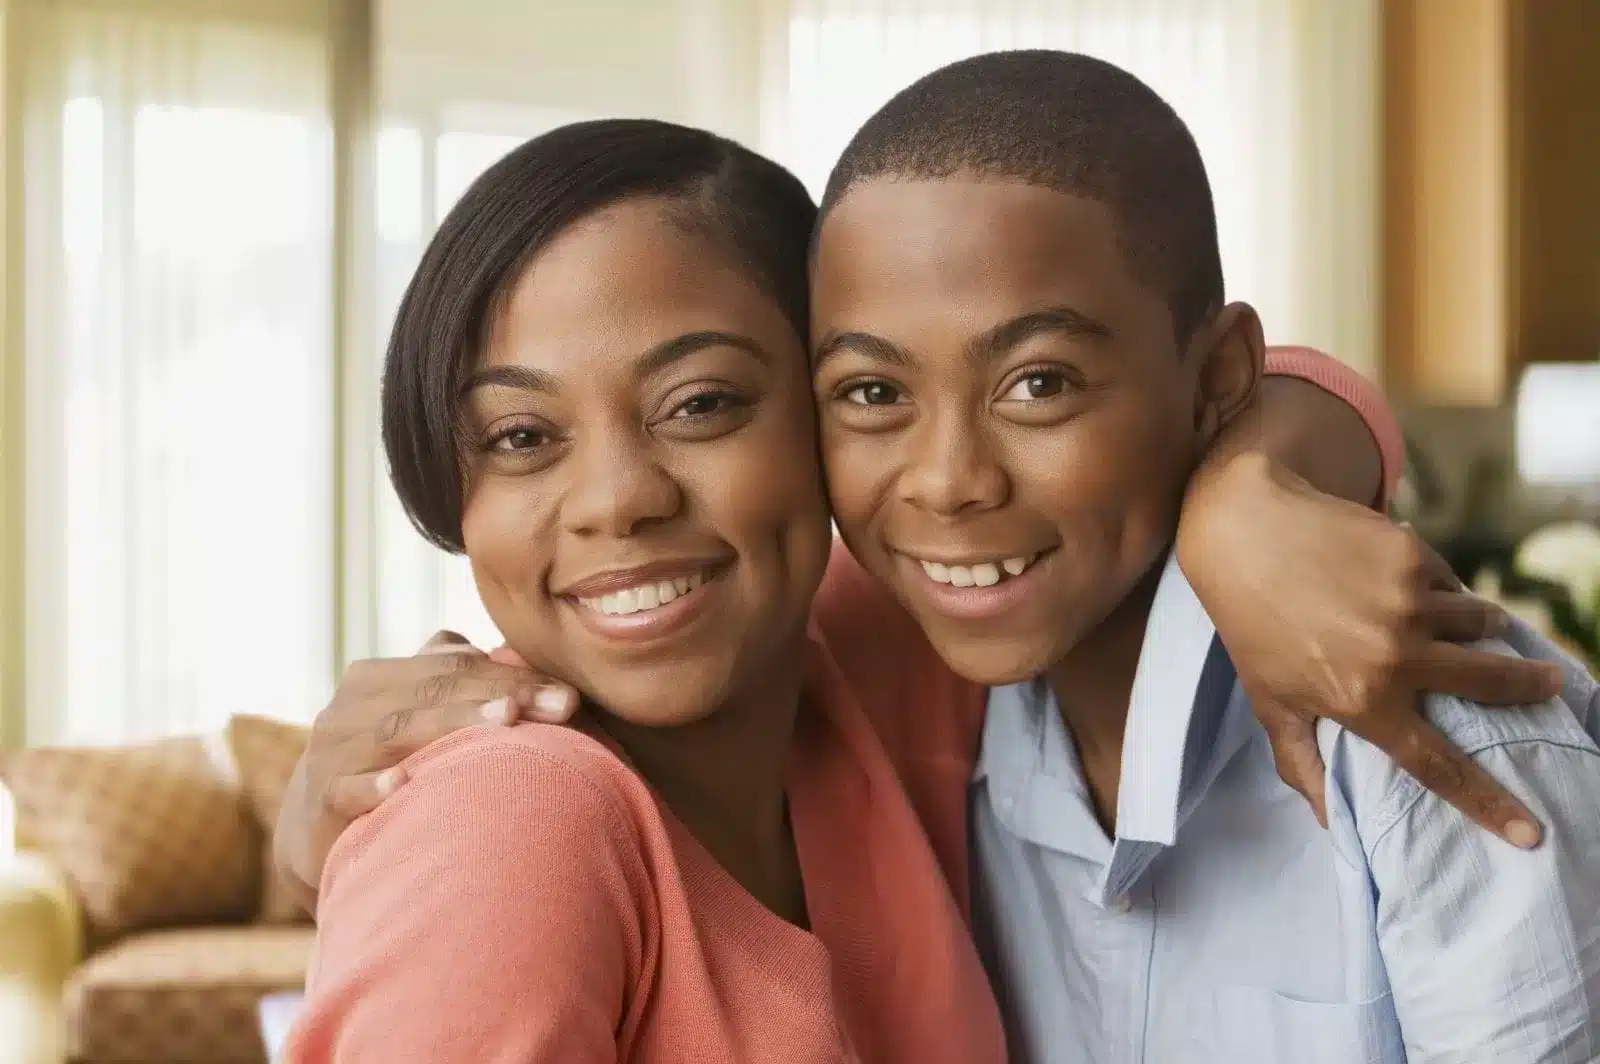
[0,736,259,944]
[225,715,313,924]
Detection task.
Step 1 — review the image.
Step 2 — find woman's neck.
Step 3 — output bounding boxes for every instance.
[1044,561,1165,834]
[597,652,809,925]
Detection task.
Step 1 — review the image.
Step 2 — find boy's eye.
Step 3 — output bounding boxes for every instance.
[999,372,1067,402]
[843,381,903,406]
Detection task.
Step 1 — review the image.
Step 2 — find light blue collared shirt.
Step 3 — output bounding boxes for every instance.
[969,555,1600,1064]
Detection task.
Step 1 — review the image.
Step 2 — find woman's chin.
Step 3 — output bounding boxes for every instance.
[576,667,740,731]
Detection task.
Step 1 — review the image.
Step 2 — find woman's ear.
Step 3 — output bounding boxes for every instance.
[1188,302,1264,443]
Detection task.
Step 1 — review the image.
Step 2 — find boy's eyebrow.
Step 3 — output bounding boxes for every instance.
[811,330,911,372]
[812,305,1112,374]
[968,306,1112,366]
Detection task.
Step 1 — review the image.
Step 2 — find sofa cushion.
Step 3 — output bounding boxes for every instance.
[0,736,258,943]
[65,925,313,1064]
[226,715,313,924]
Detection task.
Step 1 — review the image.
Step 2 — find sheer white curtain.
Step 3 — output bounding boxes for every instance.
[20,0,338,743]
[762,0,1381,375]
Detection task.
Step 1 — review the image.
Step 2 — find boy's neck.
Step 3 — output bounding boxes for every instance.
[1044,560,1165,835]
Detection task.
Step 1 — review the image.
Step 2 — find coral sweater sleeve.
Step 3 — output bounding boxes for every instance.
[285,730,649,1064]
[1263,345,1404,510]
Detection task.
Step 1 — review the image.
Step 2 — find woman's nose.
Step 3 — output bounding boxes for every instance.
[559,433,683,538]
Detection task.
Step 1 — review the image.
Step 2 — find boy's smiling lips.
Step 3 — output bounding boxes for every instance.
[893,547,1059,621]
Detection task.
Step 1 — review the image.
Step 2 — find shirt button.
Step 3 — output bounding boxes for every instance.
[999,796,1015,813]
[1110,896,1133,914]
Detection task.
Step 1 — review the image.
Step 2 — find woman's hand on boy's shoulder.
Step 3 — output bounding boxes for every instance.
[1178,454,1564,850]
[271,632,582,914]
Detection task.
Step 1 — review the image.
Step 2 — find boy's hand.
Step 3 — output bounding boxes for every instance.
[271,632,581,913]
[1178,454,1564,848]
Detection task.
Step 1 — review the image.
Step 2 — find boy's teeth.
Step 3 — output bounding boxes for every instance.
[918,554,1036,587]
[581,572,706,616]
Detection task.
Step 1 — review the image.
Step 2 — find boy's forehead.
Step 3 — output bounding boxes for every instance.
[809,177,1155,335]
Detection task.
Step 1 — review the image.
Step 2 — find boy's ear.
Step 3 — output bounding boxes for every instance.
[1187,302,1264,443]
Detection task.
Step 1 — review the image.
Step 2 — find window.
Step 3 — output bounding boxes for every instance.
[25,7,336,743]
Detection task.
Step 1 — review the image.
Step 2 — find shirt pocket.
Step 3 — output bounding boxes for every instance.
[1184,984,1405,1064]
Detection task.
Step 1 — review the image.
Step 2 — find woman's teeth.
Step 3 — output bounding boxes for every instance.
[579,571,705,616]
[918,555,1036,588]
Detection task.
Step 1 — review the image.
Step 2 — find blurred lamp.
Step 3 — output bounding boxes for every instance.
[1515,363,1600,487]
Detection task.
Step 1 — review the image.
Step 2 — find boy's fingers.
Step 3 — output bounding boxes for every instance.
[322,767,407,819]
[488,645,530,667]
[418,630,481,655]
[514,684,579,722]
[370,696,521,762]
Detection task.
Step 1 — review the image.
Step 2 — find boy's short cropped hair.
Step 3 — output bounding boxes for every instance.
[821,50,1224,343]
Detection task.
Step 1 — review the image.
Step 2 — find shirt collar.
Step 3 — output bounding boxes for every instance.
[970,553,1255,903]
[1113,552,1246,847]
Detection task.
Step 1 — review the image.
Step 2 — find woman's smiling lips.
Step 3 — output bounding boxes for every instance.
[556,558,733,644]
[894,548,1055,621]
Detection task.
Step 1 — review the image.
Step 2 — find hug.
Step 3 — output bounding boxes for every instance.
[278,50,1600,1064]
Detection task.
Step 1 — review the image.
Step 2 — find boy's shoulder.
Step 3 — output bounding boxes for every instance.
[1316,621,1600,855]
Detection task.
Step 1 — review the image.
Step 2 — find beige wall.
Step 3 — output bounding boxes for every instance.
[1,0,23,750]
[378,0,766,144]
[1507,0,1600,369]
[1383,0,1509,404]
[1382,0,1600,404]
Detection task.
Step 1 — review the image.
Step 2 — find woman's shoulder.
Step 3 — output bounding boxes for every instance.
[320,722,663,902]
[405,720,640,785]
[394,723,658,843]
[302,724,659,1062]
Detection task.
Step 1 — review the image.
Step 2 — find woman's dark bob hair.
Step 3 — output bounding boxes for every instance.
[382,117,818,553]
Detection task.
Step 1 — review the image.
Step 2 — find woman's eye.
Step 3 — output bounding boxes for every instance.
[671,392,733,419]
[1000,372,1068,402]
[490,427,546,452]
[843,381,903,406]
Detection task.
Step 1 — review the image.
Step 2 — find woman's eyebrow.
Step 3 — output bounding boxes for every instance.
[461,364,558,396]
[635,330,771,378]
[460,330,768,397]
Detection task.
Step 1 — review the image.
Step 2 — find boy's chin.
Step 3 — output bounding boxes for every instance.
[922,631,1062,688]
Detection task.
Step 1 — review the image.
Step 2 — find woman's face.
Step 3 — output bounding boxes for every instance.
[459,198,830,727]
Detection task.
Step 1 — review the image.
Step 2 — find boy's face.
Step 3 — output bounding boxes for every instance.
[810,177,1255,685]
